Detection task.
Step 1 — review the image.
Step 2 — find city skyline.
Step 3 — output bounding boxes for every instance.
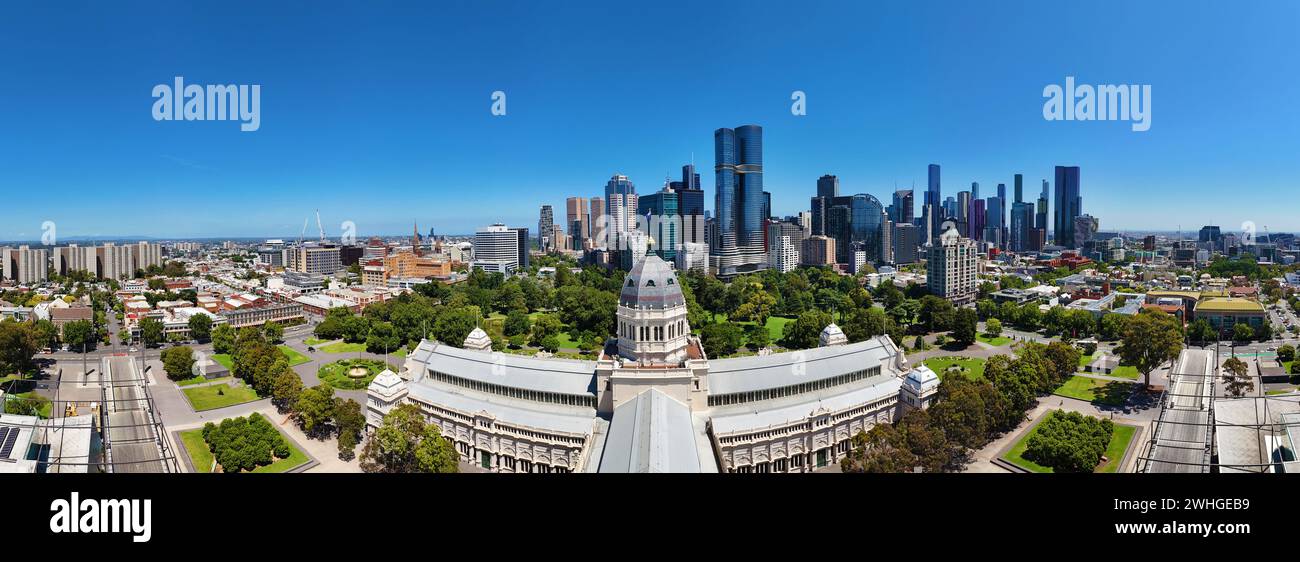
[3,1,1298,240]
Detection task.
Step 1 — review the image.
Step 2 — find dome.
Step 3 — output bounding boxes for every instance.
[620,255,685,309]
[819,323,847,347]
[463,327,492,351]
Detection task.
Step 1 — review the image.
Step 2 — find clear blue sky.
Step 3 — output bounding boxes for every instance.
[1,0,1297,241]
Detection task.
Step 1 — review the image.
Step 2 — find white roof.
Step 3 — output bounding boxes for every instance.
[599,389,702,473]
[708,335,899,396]
[408,340,596,396]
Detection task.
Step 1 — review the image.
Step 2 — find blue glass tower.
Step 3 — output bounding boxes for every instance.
[713,124,767,276]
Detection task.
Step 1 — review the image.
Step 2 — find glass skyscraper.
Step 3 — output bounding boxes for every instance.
[712,125,767,276]
[1053,166,1081,248]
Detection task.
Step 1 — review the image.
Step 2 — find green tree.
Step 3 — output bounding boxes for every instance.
[1277,344,1295,363]
[782,310,833,350]
[188,313,213,342]
[31,319,58,351]
[294,384,337,435]
[139,317,164,347]
[161,345,195,381]
[62,319,94,351]
[1023,410,1113,473]
[263,322,284,343]
[745,323,771,350]
[359,403,460,473]
[334,398,366,460]
[272,369,303,412]
[701,323,744,357]
[503,309,532,338]
[1221,356,1254,397]
[0,321,39,376]
[211,323,236,354]
[951,308,978,346]
[984,318,1003,338]
[1117,309,1184,388]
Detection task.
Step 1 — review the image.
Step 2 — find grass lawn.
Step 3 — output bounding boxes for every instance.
[317,359,398,390]
[304,337,332,346]
[1053,375,1136,406]
[320,341,366,354]
[277,345,311,366]
[179,429,215,473]
[923,357,986,380]
[212,354,234,370]
[1078,352,1097,369]
[393,347,409,359]
[1108,365,1140,380]
[1266,388,1297,396]
[977,334,1012,346]
[7,391,52,419]
[177,375,232,387]
[179,427,310,474]
[1003,417,1138,473]
[182,383,262,411]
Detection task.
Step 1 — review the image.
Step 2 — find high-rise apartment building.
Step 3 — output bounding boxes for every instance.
[926,226,978,305]
[538,205,555,252]
[1,245,49,284]
[566,197,589,251]
[287,244,342,276]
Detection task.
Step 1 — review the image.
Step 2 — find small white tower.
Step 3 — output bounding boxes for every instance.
[819,323,848,347]
[615,255,691,365]
[463,326,492,352]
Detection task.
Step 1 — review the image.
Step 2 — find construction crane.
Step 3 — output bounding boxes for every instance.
[298,217,308,245]
[315,209,326,242]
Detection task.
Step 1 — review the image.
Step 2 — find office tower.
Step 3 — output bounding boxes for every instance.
[956,190,972,236]
[1074,215,1099,250]
[1013,174,1024,204]
[892,189,914,226]
[712,124,767,276]
[590,196,606,249]
[566,197,589,251]
[822,193,888,265]
[892,223,919,264]
[1199,225,1222,247]
[471,224,521,274]
[1035,179,1049,233]
[1,245,49,284]
[816,174,839,198]
[1143,235,1157,251]
[995,182,1007,244]
[924,164,942,244]
[1053,166,1082,248]
[796,211,812,238]
[926,226,978,305]
[674,165,706,246]
[982,197,1002,247]
[1010,201,1035,252]
[801,236,836,266]
[604,174,638,245]
[971,199,986,243]
[639,185,680,260]
[538,205,555,252]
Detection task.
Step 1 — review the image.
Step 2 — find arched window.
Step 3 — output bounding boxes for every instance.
[645,279,656,287]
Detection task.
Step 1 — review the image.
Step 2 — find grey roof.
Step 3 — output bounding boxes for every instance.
[620,255,685,309]
[1144,348,1215,473]
[406,379,596,436]
[708,335,899,396]
[709,376,903,435]
[411,340,597,396]
[598,389,702,473]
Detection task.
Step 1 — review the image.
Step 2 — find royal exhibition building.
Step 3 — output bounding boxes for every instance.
[366,255,941,473]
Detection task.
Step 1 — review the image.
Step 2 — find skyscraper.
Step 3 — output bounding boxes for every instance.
[712,124,767,276]
[925,164,941,244]
[892,189,914,226]
[639,184,680,261]
[1053,166,1082,248]
[672,164,706,246]
[1010,201,1035,252]
[1013,174,1024,204]
[590,196,606,249]
[538,204,554,252]
[816,174,839,198]
[1035,179,1049,239]
[566,197,589,251]
[604,174,638,245]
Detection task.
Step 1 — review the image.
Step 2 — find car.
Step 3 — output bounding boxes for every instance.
[128,346,138,352]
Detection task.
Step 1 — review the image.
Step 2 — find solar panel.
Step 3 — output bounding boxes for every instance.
[0,427,9,448]
[0,427,15,459]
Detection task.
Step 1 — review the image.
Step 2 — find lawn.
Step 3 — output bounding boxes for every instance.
[277,345,312,366]
[1078,353,1096,369]
[1053,375,1136,406]
[1108,365,1140,380]
[923,357,986,380]
[317,359,398,390]
[6,391,53,419]
[177,375,232,387]
[1266,388,1297,396]
[179,429,215,473]
[182,383,262,411]
[304,337,332,346]
[1003,417,1138,473]
[212,354,234,370]
[707,314,796,344]
[320,342,366,354]
[179,427,310,474]
[977,334,1012,346]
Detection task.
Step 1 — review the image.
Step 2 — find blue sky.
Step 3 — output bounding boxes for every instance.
[1,0,1297,240]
